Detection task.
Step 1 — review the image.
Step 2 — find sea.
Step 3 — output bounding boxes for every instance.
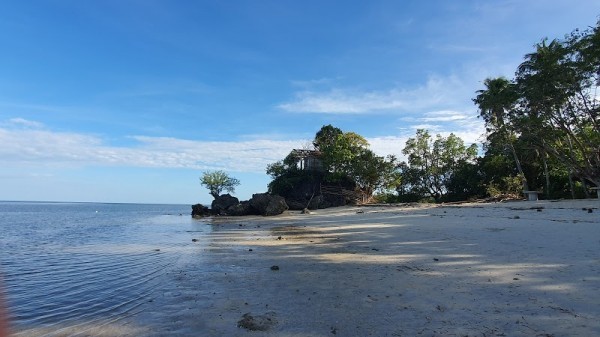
[0,201,210,336]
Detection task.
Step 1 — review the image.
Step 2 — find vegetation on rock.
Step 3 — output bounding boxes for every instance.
[200,170,240,199]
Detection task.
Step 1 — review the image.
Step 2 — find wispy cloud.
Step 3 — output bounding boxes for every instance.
[0,120,302,173]
[278,74,470,114]
[420,110,470,122]
[0,115,486,180]
[398,109,485,145]
[4,117,45,129]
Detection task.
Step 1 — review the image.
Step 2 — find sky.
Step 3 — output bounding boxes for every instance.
[1,1,599,205]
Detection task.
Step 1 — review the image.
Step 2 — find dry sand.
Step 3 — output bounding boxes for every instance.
[126,198,599,337]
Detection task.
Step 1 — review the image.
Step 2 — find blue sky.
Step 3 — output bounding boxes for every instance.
[1,1,599,205]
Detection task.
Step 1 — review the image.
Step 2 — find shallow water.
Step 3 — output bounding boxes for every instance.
[0,201,208,335]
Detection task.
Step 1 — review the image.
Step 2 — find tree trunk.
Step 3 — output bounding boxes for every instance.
[508,142,529,191]
[568,170,575,199]
[582,179,590,198]
[543,154,550,198]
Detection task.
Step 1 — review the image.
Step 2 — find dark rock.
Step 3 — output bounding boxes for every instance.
[272,171,355,210]
[285,194,323,210]
[265,197,288,216]
[191,204,211,217]
[226,201,253,216]
[286,199,308,210]
[237,312,277,331]
[211,194,239,215]
[249,193,289,216]
[270,265,279,271]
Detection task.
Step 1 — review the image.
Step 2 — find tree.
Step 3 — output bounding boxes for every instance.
[473,20,600,198]
[479,133,526,197]
[200,170,240,199]
[267,125,401,205]
[400,130,478,201]
[474,77,529,191]
[514,26,600,191]
[313,125,370,179]
[313,124,344,151]
[347,150,401,202]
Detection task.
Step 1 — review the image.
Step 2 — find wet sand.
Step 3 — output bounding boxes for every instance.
[128,199,600,337]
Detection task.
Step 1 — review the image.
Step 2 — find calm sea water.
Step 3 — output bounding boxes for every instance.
[0,201,208,335]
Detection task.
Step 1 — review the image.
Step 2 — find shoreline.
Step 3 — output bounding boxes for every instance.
[130,198,600,336]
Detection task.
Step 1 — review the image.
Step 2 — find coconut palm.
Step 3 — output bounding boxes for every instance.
[517,34,600,193]
[474,77,529,191]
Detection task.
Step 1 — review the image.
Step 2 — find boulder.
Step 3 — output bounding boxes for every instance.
[191,204,211,217]
[249,193,289,216]
[211,194,239,215]
[285,199,306,210]
[285,195,323,210]
[307,195,323,209]
[226,201,253,216]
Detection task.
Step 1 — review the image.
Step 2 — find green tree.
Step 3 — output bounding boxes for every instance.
[314,125,370,178]
[347,150,401,202]
[266,151,320,198]
[473,77,529,191]
[267,125,401,205]
[515,26,600,191]
[479,133,524,197]
[401,130,478,202]
[200,170,240,199]
[313,124,344,151]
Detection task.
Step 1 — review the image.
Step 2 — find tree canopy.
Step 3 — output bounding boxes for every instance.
[200,170,240,199]
[474,19,600,196]
[267,125,399,204]
[398,130,478,202]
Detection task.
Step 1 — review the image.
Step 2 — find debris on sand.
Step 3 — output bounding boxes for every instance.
[237,312,277,331]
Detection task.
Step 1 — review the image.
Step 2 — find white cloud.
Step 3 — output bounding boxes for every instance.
[0,121,303,173]
[5,118,45,129]
[366,128,485,164]
[278,74,470,114]
[0,116,485,176]
[420,110,470,122]
[367,136,408,161]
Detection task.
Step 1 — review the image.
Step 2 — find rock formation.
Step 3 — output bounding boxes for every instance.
[191,193,289,217]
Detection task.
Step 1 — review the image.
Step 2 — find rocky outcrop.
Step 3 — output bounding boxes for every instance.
[211,194,239,215]
[191,204,211,218]
[192,193,288,217]
[227,201,253,216]
[281,179,355,210]
[249,193,289,216]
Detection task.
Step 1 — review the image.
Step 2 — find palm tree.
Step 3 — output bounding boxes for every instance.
[517,36,600,194]
[474,77,529,191]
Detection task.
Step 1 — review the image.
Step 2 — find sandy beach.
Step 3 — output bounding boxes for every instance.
[121,199,598,337]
